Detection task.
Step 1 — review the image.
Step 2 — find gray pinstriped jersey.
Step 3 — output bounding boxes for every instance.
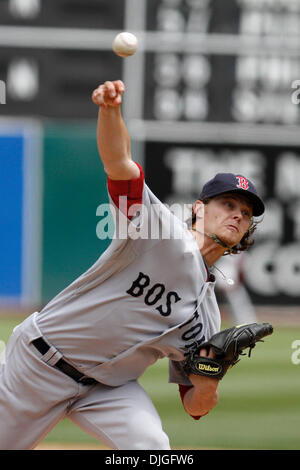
[36,183,221,386]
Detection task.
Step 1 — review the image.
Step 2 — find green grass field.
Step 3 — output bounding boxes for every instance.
[1,315,300,449]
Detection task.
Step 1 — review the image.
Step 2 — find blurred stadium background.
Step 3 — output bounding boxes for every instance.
[0,0,299,450]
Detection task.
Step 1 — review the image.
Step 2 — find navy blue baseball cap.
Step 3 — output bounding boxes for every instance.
[199,173,265,216]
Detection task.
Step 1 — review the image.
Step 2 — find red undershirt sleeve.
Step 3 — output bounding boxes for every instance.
[107,162,144,219]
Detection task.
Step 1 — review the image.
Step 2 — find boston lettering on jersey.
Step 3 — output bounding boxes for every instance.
[179,308,205,351]
[126,271,181,317]
[126,272,205,352]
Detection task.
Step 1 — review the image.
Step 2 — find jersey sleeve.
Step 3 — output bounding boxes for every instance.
[107,162,144,220]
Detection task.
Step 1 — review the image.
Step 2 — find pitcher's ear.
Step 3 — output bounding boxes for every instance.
[192,200,205,219]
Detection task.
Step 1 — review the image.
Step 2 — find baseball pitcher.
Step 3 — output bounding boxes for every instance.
[0,80,272,450]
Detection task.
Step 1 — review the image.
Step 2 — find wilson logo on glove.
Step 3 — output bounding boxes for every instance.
[197,362,220,374]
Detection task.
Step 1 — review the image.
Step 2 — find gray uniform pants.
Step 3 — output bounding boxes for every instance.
[0,316,170,450]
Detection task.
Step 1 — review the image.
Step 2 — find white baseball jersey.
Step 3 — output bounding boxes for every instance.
[36,179,221,387]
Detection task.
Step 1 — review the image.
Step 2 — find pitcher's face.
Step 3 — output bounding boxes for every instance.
[199,193,253,248]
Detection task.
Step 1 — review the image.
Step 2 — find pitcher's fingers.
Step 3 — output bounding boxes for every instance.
[199,348,208,357]
[114,80,125,94]
[112,94,122,106]
[104,81,117,98]
[92,85,108,106]
[92,86,104,105]
[199,347,215,358]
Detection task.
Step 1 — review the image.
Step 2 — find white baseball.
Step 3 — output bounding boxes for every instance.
[112,32,138,58]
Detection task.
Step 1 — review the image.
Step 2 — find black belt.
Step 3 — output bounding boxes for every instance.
[32,337,97,386]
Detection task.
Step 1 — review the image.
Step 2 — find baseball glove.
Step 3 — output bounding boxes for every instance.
[183,322,273,380]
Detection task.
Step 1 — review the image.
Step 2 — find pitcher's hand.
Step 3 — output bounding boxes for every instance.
[92,80,125,108]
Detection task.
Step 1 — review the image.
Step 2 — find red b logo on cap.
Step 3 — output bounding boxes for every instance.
[236,176,249,190]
